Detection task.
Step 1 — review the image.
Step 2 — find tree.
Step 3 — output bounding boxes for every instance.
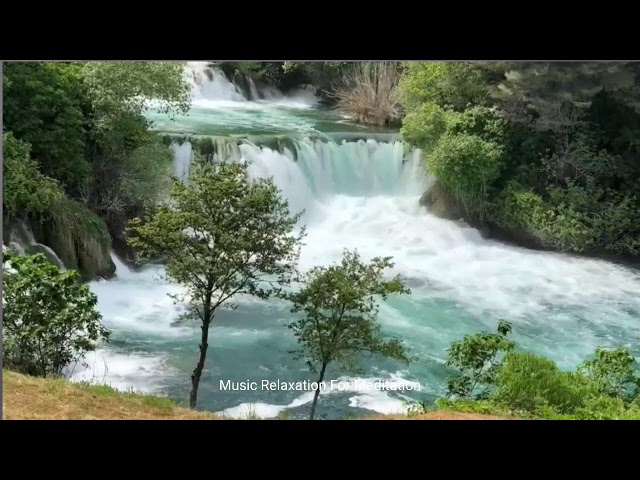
[82,61,191,129]
[578,347,640,403]
[127,159,304,408]
[2,252,110,377]
[3,62,91,192]
[398,62,493,112]
[285,249,414,420]
[2,132,64,219]
[445,320,516,400]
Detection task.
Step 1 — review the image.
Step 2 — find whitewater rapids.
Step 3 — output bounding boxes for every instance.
[73,137,640,419]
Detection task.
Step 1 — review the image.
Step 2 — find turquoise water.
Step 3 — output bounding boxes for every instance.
[72,65,640,419]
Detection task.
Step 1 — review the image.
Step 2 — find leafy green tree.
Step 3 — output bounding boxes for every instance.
[82,61,190,129]
[2,252,110,377]
[445,320,516,399]
[428,133,504,206]
[127,159,304,408]
[398,62,492,112]
[487,62,640,126]
[3,62,91,192]
[578,347,640,402]
[2,132,64,218]
[285,249,414,420]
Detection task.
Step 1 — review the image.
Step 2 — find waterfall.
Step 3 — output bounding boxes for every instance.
[6,219,65,268]
[169,137,428,214]
[184,62,319,108]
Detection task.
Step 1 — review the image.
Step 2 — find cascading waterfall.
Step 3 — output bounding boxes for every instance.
[79,136,640,419]
[186,62,247,102]
[5,219,65,268]
[184,61,319,109]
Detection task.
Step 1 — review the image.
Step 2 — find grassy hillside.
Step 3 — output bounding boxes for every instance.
[2,370,510,420]
[2,371,219,420]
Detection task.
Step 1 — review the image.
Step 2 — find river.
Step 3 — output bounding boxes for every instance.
[71,62,640,419]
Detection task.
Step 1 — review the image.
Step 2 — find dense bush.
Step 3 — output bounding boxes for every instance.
[440,321,640,419]
[493,352,597,414]
[399,61,640,258]
[2,252,110,378]
[3,62,91,193]
[327,62,402,126]
[578,347,640,402]
[428,133,504,199]
[398,62,492,112]
[2,132,64,218]
[445,320,515,399]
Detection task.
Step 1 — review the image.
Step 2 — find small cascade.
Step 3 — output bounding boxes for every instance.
[110,253,136,280]
[6,219,65,268]
[186,62,247,102]
[171,142,194,181]
[184,62,319,108]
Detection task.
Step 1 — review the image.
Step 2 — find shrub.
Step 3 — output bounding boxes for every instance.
[493,352,597,414]
[2,252,110,378]
[445,320,516,399]
[400,102,448,151]
[573,396,640,420]
[426,133,505,218]
[578,347,640,402]
[328,62,402,126]
[2,132,64,218]
[493,181,640,255]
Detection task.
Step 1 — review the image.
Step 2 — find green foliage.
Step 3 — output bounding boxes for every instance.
[493,181,640,255]
[442,323,640,419]
[398,62,491,112]
[127,157,304,407]
[2,252,110,378]
[578,347,640,402]
[445,320,515,399]
[280,61,350,91]
[287,249,413,374]
[3,62,91,191]
[490,62,640,127]
[399,61,640,258]
[427,133,504,214]
[400,102,448,150]
[2,132,64,218]
[493,352,597,414]
[128,158,304,305]
[118,142,173,208]
[401,97,507,221]
[285,249,413,419]
[44,198,113,281]
[572,396,640,420]
[82,62,190,128]
[434,398,518,417]
[446,105,507,143]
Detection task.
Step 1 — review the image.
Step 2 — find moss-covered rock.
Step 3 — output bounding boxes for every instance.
[40,200,116,281]
[419,181,470,222]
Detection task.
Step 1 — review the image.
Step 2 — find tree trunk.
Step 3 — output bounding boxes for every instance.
[189,319,211,409]
[309,362,328,420]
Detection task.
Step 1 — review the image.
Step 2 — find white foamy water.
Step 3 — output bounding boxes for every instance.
[70,348,178,395]
[185,61,319,110]
[84,137,640,417]
[218,373,418,419]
